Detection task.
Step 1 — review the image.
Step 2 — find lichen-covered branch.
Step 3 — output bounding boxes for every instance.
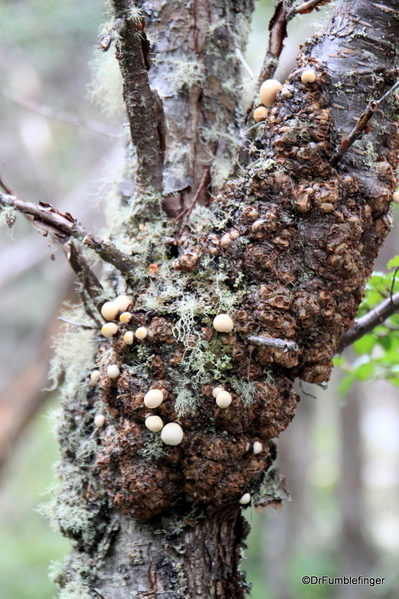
[337,291,399,353]
[0,193,135,274]
[111,0,165,195]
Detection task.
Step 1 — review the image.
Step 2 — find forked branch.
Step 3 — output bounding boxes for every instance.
[0,193,135,274]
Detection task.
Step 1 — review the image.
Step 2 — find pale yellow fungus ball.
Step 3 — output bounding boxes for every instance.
[101,323,118,338]
[259,79,282,107]
[253,106,268,122]
[301,69,316,83]
[94,414,106,428]
[220,233,232,248]
[212,386,224,398]
[253,441,263,455]
[216,391,232,409]
[107,364,120,379]
[392,190,399,204]
[114,295,132,312]
[101,301,119,321]
[123,331,134,345]
[119,312,132,324]
[144,389,164,408]
[161,422,184,446]
[135,326,148,340]
[145,415,164,432]
[90,370,101,384]
[213,314,234,333]
[239,493,251,505]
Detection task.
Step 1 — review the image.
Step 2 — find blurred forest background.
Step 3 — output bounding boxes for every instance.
[0,1,399,598]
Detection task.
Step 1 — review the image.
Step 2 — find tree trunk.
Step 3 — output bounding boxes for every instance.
[48,1,399,598]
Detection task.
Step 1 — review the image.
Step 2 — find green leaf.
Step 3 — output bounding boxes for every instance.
[387,256,399,269]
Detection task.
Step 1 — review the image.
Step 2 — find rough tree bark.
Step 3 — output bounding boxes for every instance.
[1,0,399,598]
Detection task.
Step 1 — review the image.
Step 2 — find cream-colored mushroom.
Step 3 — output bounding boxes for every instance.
[144,389,164,408]
[90,370,101,384]
[301,69,316,83]
[259,79,282,107]
[253,106,268,122]
[106,364,120,379]
[123,331,134,345]
[135,326,148,340]
[212,386,224,398]
[94,414,106,428]
[161,422,184,446]
[145,415,164,432]
[101,301,119,321]
[114,295,132,312]
[101,323,118,338]
[119,312,132,324]
[213,314,234,333]
[253,441,263,455]
[216,391,232,408]
[239,493,251,505]
[392,190,399,204]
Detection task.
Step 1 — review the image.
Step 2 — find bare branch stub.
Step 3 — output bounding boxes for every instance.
[0,193,135,274]
[331,79,399,166]
[287,0,332,19]
[337,291,399,353]
[111,1,165,195]
[248,336,299,352]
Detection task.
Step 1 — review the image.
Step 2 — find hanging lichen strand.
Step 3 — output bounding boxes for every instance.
[84,53,398,521]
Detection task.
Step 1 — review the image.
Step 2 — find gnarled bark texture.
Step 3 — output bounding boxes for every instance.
[51,1,399,598]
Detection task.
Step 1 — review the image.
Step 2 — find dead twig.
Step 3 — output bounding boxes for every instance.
[248,336,299,352]
[331,79,399,166]
[3,90,120,138]
[287,0,332,20]
[0,193,135,274]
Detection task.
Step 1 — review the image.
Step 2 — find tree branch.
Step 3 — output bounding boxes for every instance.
[331,78,399,166]
[0,193,135,274]
[111,1,165,194]
[337,291,399,353]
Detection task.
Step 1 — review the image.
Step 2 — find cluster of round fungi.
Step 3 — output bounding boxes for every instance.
[92,305,265,506]
[253,68,316,123]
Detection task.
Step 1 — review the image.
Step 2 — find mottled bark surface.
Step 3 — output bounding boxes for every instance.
[51,1,399,598]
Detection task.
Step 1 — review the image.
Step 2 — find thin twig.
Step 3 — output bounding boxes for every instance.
[176,170,210,237]
[287,0,332,20]
[3,90,121,139]
[248,336,299,352]
[57,317,96,330]
[337,290,399,353]
[0,193,135,274]
[331,79,399,166]
[390,266,399,303]
[0,175,13,195]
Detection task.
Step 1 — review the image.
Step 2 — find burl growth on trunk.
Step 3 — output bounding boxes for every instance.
[94,54,399,521]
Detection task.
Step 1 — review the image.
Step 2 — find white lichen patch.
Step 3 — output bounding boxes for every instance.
[48,304,97,397]
[87,46,125,118]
